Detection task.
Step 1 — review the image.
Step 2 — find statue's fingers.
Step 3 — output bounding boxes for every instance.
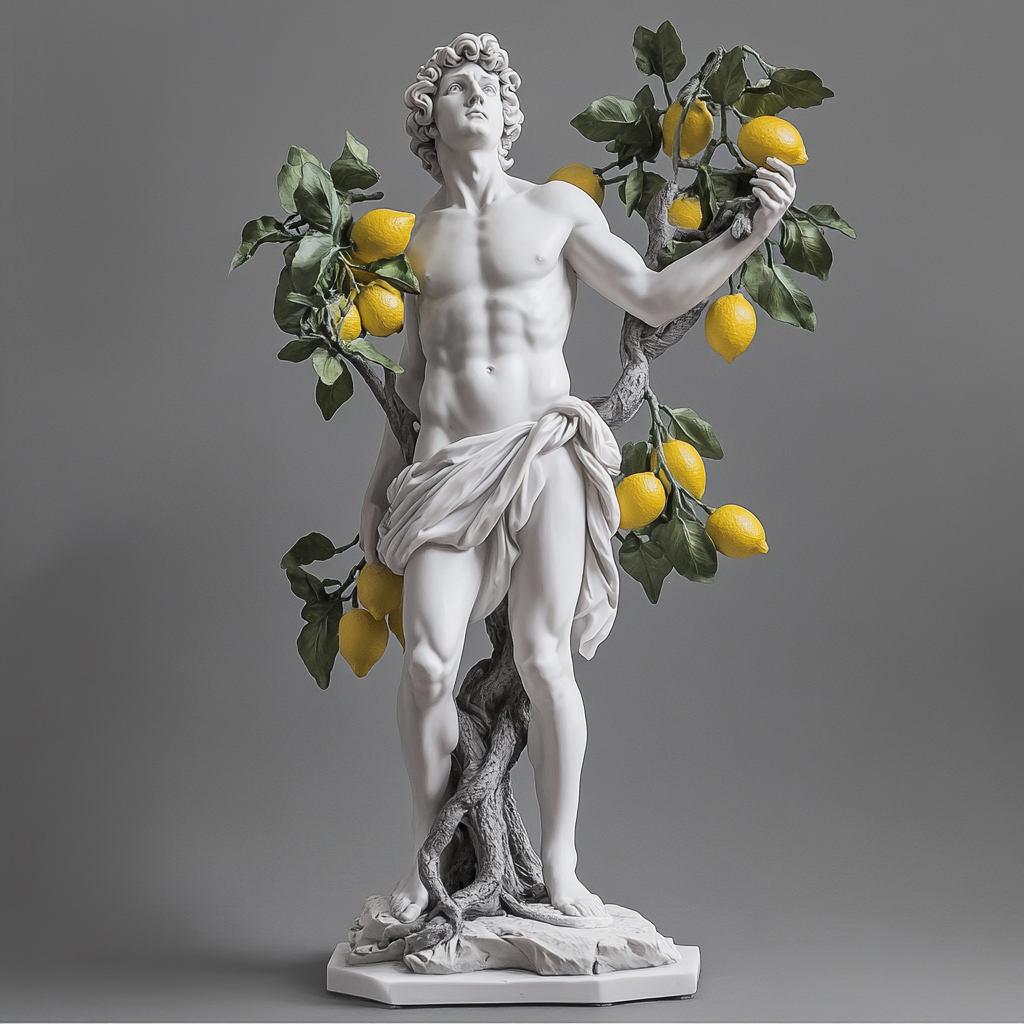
[766,156,796,183]
[752,183,784,207]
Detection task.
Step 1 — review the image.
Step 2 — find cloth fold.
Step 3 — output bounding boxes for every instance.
[377,396,621,659]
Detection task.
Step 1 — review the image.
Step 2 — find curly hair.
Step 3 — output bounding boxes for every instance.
[404,32,523,183]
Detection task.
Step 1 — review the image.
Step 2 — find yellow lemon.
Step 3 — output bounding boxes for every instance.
[332,302,362,341]
[650,439,706,499]
[387,603,405,650]
[737,116,808,167]
[705,504,769,559]
[662,98,714,159]
[350,209,416,263]
[705,293,757,363]
[616,472,667,531]
[338,608,390,677]
[667,195,702,230]
[356,562,404,620]
[547,163,605,206]
[355,279,404,337]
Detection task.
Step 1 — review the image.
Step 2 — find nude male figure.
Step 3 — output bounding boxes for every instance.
[360,34,796,923]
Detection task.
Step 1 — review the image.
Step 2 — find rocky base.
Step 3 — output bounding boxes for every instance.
[346,895,683,976]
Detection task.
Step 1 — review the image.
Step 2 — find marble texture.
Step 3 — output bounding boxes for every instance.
[346,895,684,976]
[328,940,700,1006]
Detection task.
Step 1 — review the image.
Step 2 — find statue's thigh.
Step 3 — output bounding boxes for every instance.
[509,448,587,639]
[403,544,485,659]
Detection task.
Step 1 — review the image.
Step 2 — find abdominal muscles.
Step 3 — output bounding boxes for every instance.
[415,276,575,457]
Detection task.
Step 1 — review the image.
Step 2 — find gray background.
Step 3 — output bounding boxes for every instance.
[2,1,1021,1020]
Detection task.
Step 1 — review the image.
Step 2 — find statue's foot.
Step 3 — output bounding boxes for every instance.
[390,866,428,923]
[545,872,606,918]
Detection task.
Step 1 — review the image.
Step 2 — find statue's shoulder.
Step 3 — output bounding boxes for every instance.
[528,178,607,226]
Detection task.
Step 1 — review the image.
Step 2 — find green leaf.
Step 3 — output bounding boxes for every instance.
[743,249,816,330]
[231,216,292,270]
[694,165,718,223]
[296,598,343,689]
[769,68,834,108]
[342,338,404,373]
[632,21,686,83]
[312,347,346,385]
[277,338,320,362]
[662,407,724,459]
[618,534,672,603]
[277,146,324,214]
[290,231,334,293]
[632,25,658,76]
[294,160,342,233]
[658,239,703,268]
[570,96,642,143]
[633,84,656,110]
[705,45,748,106]
[708,167,754,204]
[281,531,337,569]
[273,265,304,336]
[653,20,686,83]
[285,566,326,604]
[330,132,380,192]
[623,168,644,217]
[315,366,354,420]
[734,84,788,118]
[365,255,421,294]
[313,245,342,294]
[619,441,651,477]
[806,204,856,238]
[633,170,667,217]
[651,518,718,583]
[781,215,833,280]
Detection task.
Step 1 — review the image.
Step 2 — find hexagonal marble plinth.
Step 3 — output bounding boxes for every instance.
[327,941,700,1006]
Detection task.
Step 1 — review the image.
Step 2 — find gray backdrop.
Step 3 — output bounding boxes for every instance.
[2,1,1021,1021]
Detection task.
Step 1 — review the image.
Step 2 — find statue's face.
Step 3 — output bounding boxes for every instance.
[433,61,504,153]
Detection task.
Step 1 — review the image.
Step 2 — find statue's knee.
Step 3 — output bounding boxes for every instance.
[404,641,457,706]
[514,643,571,707]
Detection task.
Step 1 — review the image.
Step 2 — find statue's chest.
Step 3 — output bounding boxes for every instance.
[410,204,566,296]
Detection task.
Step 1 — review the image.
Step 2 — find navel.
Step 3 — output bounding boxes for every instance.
[485,365,494,374]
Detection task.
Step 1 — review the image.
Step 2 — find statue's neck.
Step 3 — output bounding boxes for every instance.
[435,143,511,212]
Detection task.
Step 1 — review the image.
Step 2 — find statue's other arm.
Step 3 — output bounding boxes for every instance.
[560,158,796,329]
[359,296,425,563]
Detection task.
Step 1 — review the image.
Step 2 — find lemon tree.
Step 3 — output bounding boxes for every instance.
[568,23,853,336]
[232,133,425,688]
[231,132,418,423]
[566,22,853,604]
[233,24,852,687]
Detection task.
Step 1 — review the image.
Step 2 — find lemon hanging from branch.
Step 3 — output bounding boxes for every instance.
[355,279,404,337]
[350,208,416,263]
[737,116,808,167]
[705,293,757,363]
[706,505,769,558]
[661,98,714,159]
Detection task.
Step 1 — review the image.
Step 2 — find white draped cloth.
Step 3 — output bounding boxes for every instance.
[377,396,621,659]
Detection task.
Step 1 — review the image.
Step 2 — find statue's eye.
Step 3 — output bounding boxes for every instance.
[446,83,462,94]
[483,84,497,94]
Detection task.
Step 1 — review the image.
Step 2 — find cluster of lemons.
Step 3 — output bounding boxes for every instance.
[338,563,405,677]
[548,111,808,367]
[615,439,769,560]
[339,209,417,339]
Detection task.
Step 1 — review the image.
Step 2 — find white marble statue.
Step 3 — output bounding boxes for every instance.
[359,32,796,926]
